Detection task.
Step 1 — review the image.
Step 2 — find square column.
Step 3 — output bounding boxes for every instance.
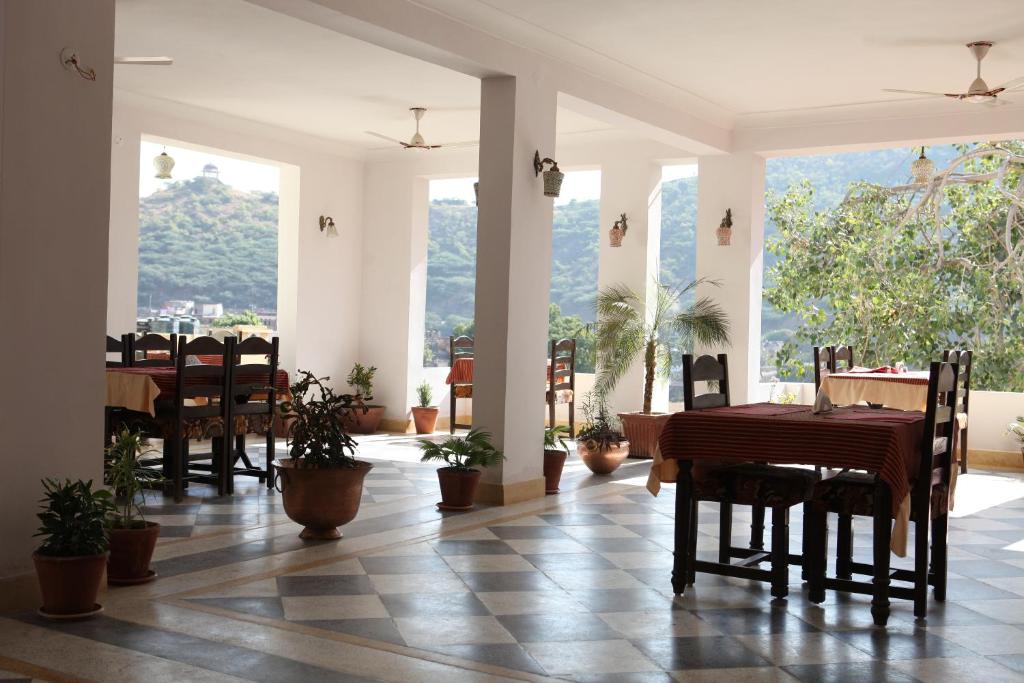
[695,153,766,403]
[472,74,557,504]
[597,158,664,415]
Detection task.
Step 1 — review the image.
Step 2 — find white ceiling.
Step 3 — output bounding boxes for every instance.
[114,0,614,152]
[414,0,1024,120]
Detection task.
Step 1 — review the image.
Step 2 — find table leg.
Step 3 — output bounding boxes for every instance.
[871,480,892,627]
[718,502,733,564]
[770,506,789,599]
[837,514,854,579]
[913,490,930,619]
[673,461,694,595]
[806,503,827,604]
[750,504,765,550]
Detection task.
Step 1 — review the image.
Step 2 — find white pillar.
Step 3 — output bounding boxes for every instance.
[695,152,766,403]
[472,74,557,504]
[597,158,664,415]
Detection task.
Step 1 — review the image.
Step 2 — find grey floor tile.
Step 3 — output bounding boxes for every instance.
[498,613,623,642]
[276,574,376,596]
[694,608,818,636]
[432,539,516,556]
[381,591,490,617]
[488,525,570,539]
[782,661,919,682]
[458,571,560,592]
[524,552,617,571]
[297,617,406,646]
[633,635,771,670]
[358,554,451,575]
[423,643,546,674]
[187,597,285,619]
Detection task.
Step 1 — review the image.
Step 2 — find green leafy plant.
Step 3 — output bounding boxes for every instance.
[347,363,377,402]
[34,479,115,557]
[594,278,730,413]
[576,392,624,451]
[104,428,163,528]
[1009,417,1024,449]
[544,425,571,453]
[282,370,359,468]
[418,429,505,472]
[416,381,433,408]
[212,309,263,328]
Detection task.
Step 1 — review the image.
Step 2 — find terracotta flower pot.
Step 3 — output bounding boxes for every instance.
[618,412,672,459]
[342,405,386,434]
[33,552,107,617]
[411,406,439,434]
[436,467,482,511]
[609,226,624,247]
[543,449,568,493]
[577,441,629,475]
[274,459,373,539]
[107,522,161,585]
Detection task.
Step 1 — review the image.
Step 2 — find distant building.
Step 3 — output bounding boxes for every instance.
[202,163,219,180]
[199,303,224,319]
[159,299,194,316]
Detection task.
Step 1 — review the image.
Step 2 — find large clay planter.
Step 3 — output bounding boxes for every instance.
[411,406,439,434]
[543,449,568,494]
[107,522,160,585]
[342,406,386,434]
[33,552,107,618]
[436,467,482,511]
[274,459,373,539]
[618,412,672,459]
[577,441,629,475]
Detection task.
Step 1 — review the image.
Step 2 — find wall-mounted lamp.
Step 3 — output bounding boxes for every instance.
[473,181,479,206]
[533,151,563,198]
[716,208,733,246]
[319,215,338,238]
[609,213,628,247]
[60,47,96,81]
[153,147,175,179]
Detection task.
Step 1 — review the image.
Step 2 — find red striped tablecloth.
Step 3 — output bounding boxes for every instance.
[106,367,290,415]
[444,358,565,385]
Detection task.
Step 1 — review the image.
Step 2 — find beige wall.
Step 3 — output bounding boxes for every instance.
[0,0,115,579]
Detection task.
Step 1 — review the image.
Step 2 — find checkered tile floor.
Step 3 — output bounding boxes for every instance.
[182,472,1024,682]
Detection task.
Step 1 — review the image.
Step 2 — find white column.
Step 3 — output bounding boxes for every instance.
[597,158,664,415]
[472,74,557,504]
[695,152,766,403]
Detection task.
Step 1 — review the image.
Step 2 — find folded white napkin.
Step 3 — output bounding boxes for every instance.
[813,390,833,414]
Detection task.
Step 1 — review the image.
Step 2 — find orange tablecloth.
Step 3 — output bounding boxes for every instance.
[106,367,290,416]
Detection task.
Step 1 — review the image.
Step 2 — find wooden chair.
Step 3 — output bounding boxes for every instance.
[225,336,280,493]
[806,360,959,624]
[674,354,820,600]
[813,344,855,393]
[943,349,972,474]
[105,334,131,367]
[132,333,177,367]
[449,335,474,433]
[547,338,576,437]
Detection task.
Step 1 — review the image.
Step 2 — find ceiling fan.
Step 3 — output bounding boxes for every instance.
[365,107,477,150]
[884,41,1024,104]
[114,56,173,66]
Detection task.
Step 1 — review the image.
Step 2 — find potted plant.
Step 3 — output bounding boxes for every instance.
[576,392,629,474]
[411,380,439,434]
[1009,417,1024,463]
[418,428,505,510]
[105,428,163,585]
[595,277,730,458]
[33,479,115,618]
[543,425,570,493]
[343,363,385,433]
[275,371,373,539]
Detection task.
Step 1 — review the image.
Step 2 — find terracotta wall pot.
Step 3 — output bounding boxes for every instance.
[436,467,482,511]
[342,405,386,434]
[107,522,160,584]
[33,552,107,616]
[411,406,439,434]
[609,227,624,247]
[618,412,672,459]
[274,458,373,539]
[543,449,568,493]
[577,441,629,475]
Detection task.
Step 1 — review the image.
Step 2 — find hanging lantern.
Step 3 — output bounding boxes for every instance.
[911,146,934,184]
[153,148,175,179]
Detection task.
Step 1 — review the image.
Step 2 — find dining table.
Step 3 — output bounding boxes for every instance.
[106,366,290,416]
[817,367,931,411]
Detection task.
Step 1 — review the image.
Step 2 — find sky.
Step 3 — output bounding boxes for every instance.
[139,141,280,197]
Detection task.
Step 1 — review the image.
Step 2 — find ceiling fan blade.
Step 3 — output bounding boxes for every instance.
[114,56,173,66]
[882,88,950,97]
[440,140,479,150]
[997,76,1024,92]
[984,98,1011,107]
[364,131,406,146]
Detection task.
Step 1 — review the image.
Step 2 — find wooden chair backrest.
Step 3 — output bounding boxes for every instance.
[133,333,177,367]
[549,338,576,391]
[106,334,130,368]
[231,336,279,417]
[682,353,731,410]
[813,344,855,392]
[921,360,959,492]
[174,336,231,420]
[942,349,972,414]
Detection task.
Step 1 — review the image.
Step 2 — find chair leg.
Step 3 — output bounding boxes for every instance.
[265,429,274,489]
[800,501,810,580]
[871,482,892,627]
[750,504,765,550]
[548,396,555,431]
[836,514,854,579]
[932,512,949,602]
[568,400,575,438]
[687,499,698,585]
[913,498,930,619]
[959,426,968,474]
[450,391,456,434]
[718,502,733,564]
[770,506,790,599]
[173,437,186,502]
[673,464,694,595]
[806,504,827,604]
[211,436,225,497]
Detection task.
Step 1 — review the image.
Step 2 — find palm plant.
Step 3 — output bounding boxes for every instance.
[418,428,505,471]
[104,427,162,528]
[595,277,730,414]
[543,425,571,453]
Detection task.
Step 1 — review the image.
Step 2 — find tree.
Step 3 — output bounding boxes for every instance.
[764,141,1024,391]
[213,309,263,327]
[594,278,730,413]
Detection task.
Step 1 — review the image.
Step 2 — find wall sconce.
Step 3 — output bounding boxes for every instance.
[716,208,733,246]
[473,181,479,206]
[319,215,338,238]
[533,151,563,198]
[153,147,175,179]
[609,213,628,247]
[60,47,96,81]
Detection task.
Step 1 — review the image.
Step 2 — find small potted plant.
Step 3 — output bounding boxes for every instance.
[33,479,115,618]
[343,363,385,433]
[1009,417,1024,463]
[411,380,439,434]
[543,425,570,494]
[595,278,729,458]
[418,428,505,510]
[275,371,374,539]
[576,393,629,475]
[105,428,163,585]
